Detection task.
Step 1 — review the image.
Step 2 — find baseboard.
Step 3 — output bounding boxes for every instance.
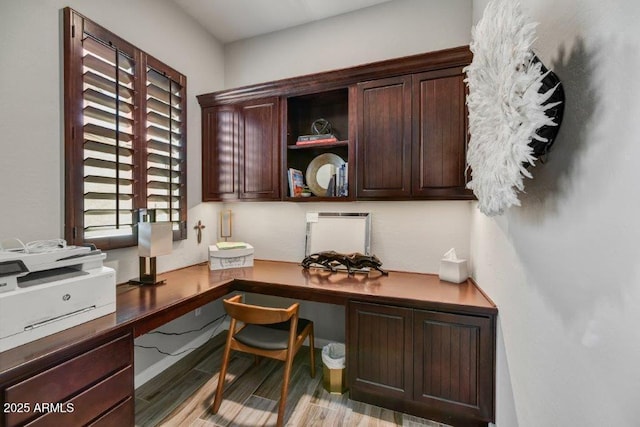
[314,337,334,349]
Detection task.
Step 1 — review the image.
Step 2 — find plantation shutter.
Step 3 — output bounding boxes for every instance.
[81,35,136,241]
[145,64,186,233]
[64,8,187,250]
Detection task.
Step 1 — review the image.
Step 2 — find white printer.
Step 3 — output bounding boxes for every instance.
[0,243,116,352]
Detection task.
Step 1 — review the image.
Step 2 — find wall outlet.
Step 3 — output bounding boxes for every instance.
[195,308,202,317]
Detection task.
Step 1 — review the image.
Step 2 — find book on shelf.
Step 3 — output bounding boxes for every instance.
[295,134,338,146]
[333,162,348,197]
[325,174,336,197]
[287,168,305,197]
[324,162,349,197]
[295,137,339,146]
[297,133,335,142]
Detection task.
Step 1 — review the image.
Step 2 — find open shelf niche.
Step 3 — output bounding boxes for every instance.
[285,88,351,201]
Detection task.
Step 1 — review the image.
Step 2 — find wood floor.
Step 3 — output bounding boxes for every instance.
[135,333,450,426]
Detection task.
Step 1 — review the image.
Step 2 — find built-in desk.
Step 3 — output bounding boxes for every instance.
[0,261,496,427]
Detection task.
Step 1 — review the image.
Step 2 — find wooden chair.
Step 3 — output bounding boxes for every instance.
[212,294,315,426]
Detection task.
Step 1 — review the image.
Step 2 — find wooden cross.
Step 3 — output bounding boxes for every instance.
[194,220,206,244]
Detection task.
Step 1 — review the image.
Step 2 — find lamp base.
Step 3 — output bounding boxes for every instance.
[130,256,165,286]
[129,278,166,286]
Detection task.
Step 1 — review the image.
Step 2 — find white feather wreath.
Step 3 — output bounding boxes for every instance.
[465,0,562,216]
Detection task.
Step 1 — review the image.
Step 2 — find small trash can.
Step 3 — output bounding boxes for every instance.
[322,343,347,394]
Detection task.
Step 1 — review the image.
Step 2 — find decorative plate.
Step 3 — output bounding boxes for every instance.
[305,153,345,197]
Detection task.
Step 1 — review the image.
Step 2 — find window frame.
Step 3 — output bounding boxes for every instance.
[63,7,187,250]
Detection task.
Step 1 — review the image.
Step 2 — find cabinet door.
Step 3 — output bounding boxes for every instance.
[202,105,238,201]
[412,68,472,198]
[348,301,413,402]
[238,98,280,200]
[413,310,494,422]
[356,76,412,198]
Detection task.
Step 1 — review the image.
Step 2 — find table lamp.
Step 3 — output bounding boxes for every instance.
[131,209,172,285]
[220,209,232,241]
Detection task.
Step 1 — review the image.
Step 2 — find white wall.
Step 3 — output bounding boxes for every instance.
[470,1,640,426]
[0,0,226,384]
[224,0,472,88]
[228,201,471,274]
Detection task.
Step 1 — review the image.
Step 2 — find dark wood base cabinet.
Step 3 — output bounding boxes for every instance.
[348,301,495,427]
[1,331,134,427]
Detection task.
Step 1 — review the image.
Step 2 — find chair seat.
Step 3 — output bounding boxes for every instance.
[235,318,312,350]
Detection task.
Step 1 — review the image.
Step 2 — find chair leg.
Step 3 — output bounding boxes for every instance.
[277,350,295,427]
[212,326,234,413]
[308,325,316,378]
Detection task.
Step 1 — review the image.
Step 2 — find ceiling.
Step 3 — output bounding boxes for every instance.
[172,0,395,44]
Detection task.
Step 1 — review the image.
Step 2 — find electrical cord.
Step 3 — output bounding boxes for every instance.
[146,313,226,336]
[0,238,68,253]
[134,313,228,357]
[0,238,26,252]
[25,239,67,253]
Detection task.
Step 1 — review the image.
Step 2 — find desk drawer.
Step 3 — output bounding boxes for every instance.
[24,366,132,427]
[4,333,132,426]
[88,396,133,427]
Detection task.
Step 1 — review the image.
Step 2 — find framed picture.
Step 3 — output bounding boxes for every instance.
[304,212,371,257]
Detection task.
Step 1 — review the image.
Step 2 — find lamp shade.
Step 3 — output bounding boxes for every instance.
[138,222,172,258]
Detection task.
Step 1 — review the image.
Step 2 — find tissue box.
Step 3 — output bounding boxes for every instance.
[439,258,468,283]
[209,244,254,270]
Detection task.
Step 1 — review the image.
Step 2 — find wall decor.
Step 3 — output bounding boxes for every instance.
[465,0,565,216]
[305,153,345,197]
[301,251,388,276]
[305,212,371,257]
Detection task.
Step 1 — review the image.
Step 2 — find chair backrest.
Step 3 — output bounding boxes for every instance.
[223,294,299,325]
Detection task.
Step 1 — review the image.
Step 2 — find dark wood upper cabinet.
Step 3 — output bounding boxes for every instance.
[356,76,412,199]
[412,68,472,198]
[238,98,280,200]
[198,45,474,203]
[201,98,280,201]
[356,68,472,200]
[202,105,238,201]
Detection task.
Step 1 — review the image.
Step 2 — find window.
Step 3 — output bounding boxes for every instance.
[63,8,187,250]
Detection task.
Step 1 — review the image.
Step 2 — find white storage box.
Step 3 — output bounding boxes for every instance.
[439,258,468,284]
[209,244,254,270]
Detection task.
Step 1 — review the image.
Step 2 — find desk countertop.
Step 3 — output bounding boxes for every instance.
[1,260,496,381]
